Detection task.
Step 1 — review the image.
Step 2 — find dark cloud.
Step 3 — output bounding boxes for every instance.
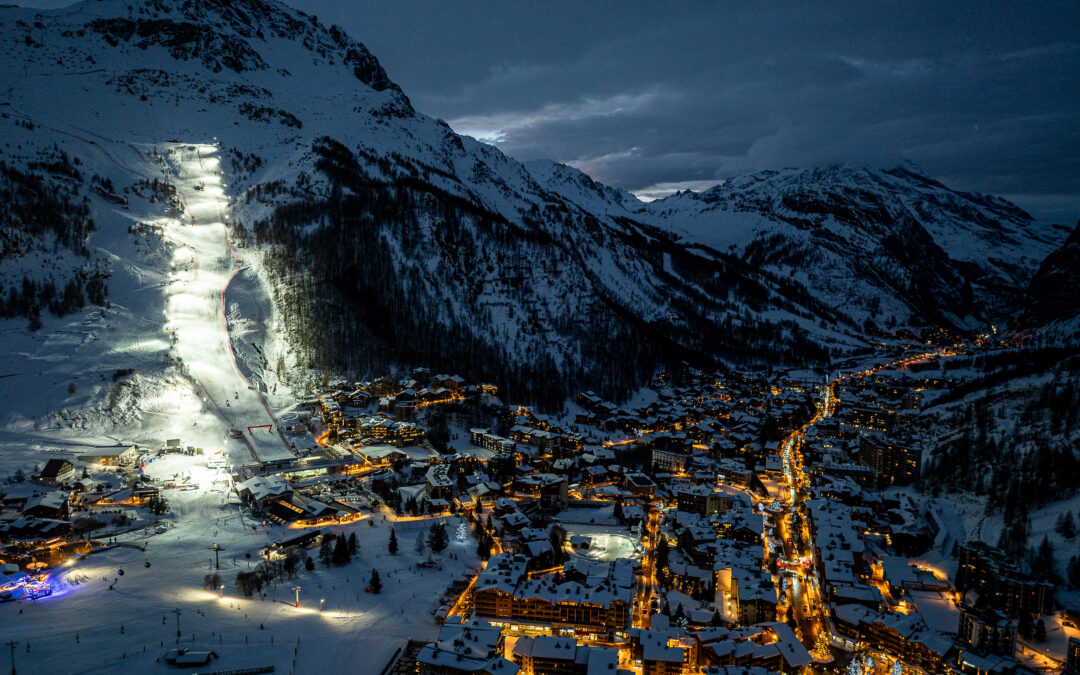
[288,0,1078,224]
[20,0,1080,223]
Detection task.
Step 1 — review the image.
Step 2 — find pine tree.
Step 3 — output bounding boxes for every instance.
[814,631,830,657]
[656,535,670,580]
[332,535,352,566]
[368,568,382,594]
[284,551,299,578]
[348,532,358,555]
[1068,553,1080,589]
[429,522,449,553]
[672,603,687,627]
[1032,535,1056,581]
[477,534,492,559]
[1034,618,1047,642]
[549,524,567,563]
[1058,511,1077,539]
[388,528,398,555]
[147,494,169,515]
[319,535,334,568]
[415,531,427,555]
[456,521,469,543]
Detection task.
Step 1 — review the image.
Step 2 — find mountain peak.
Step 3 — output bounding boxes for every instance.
[662,163,1033,223]
[9,0,405,99]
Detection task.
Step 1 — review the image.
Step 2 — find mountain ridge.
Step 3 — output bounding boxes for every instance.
[0,0,1070,408]
[526,159,1066,332]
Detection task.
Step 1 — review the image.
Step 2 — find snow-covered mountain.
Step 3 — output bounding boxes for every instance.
[0,0,1069,411]
[1024,220,1080,343]
[528,162,1069,333]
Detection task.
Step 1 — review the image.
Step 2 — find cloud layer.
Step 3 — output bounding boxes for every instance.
[296,1,1078,224]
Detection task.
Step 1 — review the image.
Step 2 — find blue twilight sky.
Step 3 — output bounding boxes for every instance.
[18,0,1080,224]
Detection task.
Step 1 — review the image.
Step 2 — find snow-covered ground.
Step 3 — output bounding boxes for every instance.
[1,472,480,674]
[566,532,642,562]
[158,143,293,467]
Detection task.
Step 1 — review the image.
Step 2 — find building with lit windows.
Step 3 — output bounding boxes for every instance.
[426,464,455,501]
[653,447,692,473]
[473,554,633,635]
[510,636,618,675]
[676,485,734,516]
[1065,637,1080,675]
[857,434,921,485]
[471,428,517,454]
[832,604,950,673]
[956,542,1055,618]
[630,626,698,675]
[415,617,518,675]
[957,605,1015,657]
[844,405,897,432]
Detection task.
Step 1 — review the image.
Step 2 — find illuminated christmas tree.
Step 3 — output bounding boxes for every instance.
[813,631,829,657]
[456,521,469,543]
[847,653,874,675]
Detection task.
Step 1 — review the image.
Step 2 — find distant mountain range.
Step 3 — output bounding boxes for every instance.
[1,0,1075,404]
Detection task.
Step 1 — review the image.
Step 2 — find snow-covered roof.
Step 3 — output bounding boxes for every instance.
[762,622,811,668]
[357,444,406,460]
[236,475,290,501]
[426,464,454,488]
[79,446,136,460]
[22,491,67,513]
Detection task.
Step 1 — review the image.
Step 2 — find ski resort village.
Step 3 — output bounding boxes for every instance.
[1,1,1079,674]
[3,265,1079,675]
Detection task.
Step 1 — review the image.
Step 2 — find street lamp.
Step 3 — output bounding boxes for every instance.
[320,598,325,612]
[219,585,225,599]
[292,585,301,608]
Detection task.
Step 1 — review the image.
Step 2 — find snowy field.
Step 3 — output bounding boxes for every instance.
[1,476,480,674]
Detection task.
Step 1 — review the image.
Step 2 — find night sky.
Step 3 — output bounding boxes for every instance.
[22,0,1080,224]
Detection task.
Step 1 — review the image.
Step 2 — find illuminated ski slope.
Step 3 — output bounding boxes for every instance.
[161,144,294,467]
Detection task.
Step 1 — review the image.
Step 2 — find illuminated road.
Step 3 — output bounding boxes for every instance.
[160,144,294,468]
[778,347,958,663]
[634,507,662,628]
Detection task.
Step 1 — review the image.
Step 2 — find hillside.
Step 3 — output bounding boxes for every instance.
[1024,220,1080,342]
[529,162,1068,334]
[0,0,852,411]
[0,0,1069,416]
